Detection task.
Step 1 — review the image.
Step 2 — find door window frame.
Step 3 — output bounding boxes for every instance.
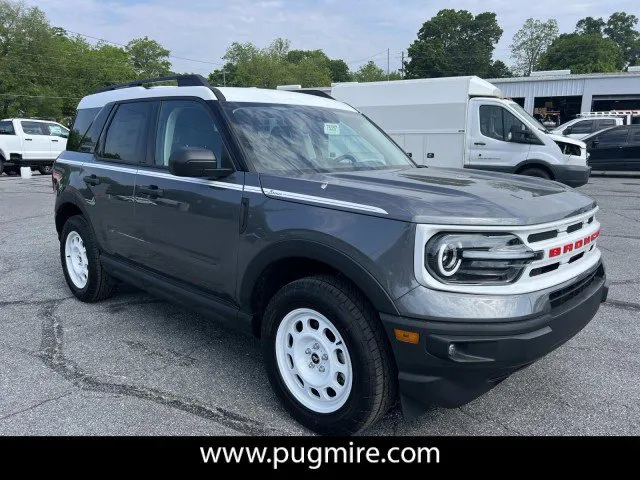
[597,127,630,145]
[20,121,49,136]
[147,96,235,172]
[96,99,158,166]
[570,120,595,135]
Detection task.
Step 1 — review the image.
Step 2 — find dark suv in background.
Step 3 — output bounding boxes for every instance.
[53,75,608,434]
[584,125,640,171]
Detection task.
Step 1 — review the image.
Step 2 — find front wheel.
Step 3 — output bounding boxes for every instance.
[519,167,551,180]
[60,215,117,302]
[38,165,53,175]
[262,275,396,435]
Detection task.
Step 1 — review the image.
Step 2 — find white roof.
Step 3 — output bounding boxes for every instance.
[77,85,355,112]
[1,118,64,124]
[331,76,502,107]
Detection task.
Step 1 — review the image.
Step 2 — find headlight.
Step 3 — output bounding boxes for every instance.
[425,233,542,285]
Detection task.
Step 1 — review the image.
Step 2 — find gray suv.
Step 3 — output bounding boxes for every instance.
[53,75,608,434]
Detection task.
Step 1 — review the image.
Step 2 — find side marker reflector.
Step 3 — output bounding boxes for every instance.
[394,329,420,344]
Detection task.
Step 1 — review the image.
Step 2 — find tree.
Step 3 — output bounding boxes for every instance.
[126,36,172,78]
[487,60,512,78]
[328,59,350,82]
[208,39,332,88]
[538,33,624,73]
[405,9,502,78]
[510,18,558,76]
[351,61,401,82]
[575,16,605,35]
[604,12,640,66]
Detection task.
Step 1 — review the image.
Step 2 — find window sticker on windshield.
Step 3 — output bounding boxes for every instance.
[324,123,340,135]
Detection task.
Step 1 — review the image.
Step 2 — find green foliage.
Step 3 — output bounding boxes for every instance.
[405,9,502,78]
[604,12,640,67]
[509,18,558,76]
[538,33,624,73]
[0,0,168,121]
[351,61,400,82]
[328,59,350,82]
[126,36,172,78]
[209,38,340,88]
[487,60,512,78]
[575,17,605,36]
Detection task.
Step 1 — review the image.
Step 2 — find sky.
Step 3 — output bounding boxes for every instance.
[36,0,639,76]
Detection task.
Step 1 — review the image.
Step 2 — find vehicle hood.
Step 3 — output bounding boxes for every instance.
[547,132,586,148]
[258,167,597,225]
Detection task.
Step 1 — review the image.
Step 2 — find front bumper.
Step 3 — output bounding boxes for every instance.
[554,164,591,188]
[380,263,607,416]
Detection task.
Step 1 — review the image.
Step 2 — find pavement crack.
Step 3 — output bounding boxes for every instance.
[36,300,284,436]
[603,299,640,313]
[0,391,74,421]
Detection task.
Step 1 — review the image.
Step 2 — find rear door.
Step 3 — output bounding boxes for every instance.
[587,127,629,171]
[596,119,618,133]
[19,121,51,161]
[132,98,243,300]
[0,120,22,161]
[83,100,154,257]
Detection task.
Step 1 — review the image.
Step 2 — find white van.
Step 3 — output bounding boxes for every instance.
[551,116,624,140]
[327,77,590,187]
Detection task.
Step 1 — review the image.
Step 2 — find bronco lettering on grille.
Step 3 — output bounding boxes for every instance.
[549,229,600,258]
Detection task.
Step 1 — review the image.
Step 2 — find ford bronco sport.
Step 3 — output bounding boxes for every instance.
[53,75,608,435]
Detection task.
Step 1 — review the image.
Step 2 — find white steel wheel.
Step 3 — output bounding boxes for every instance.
[64,231,89,289]
[275,308,353,414]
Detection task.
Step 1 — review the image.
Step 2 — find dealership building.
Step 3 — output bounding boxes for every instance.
[488,69,640,123]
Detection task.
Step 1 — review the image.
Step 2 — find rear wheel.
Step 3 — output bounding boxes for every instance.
[519,167,551,180]
[0,158,4,175]
[6,167,18,176]
[60,215,117,302]
[262,275,396,435]
[38,165,53,175]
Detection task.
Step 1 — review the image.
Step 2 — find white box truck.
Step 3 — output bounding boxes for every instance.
[327,77,590,187]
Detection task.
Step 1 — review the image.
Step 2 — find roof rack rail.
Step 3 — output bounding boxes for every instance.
[295,89,335,100]
[93,74,226,101]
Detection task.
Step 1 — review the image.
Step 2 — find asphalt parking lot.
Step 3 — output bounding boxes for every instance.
[1,173,639,436]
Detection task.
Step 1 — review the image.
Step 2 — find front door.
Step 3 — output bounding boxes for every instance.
[19,121,51,161]
[588,127,629,171]
[46,123,69,159]
[132,99,243,301]
[468,101,530,170]
[624,128,640,171]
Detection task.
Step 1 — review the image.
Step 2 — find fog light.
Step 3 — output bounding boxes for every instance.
[448,344,457,356]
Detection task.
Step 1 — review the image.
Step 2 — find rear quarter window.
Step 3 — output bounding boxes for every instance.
[67,108,101,152]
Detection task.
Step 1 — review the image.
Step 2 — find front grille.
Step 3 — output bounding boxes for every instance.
[549,268,600,308]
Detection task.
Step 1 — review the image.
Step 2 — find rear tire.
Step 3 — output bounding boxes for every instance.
[6,167,18,176]
[0,158,4,175]
[262,275,396,435]
[519,167,551,180]
[60,215,117,302]
[38,165,53,175]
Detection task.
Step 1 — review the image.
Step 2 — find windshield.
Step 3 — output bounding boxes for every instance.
[506,101,548,133]
[222,102,414,174]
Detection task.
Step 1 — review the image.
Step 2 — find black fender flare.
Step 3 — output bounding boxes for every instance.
[54,188,93,236]
[238,240,400,315]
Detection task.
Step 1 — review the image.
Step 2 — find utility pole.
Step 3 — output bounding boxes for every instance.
[387,48,390,81]
[401,51,404,78]
[223,69,226,87]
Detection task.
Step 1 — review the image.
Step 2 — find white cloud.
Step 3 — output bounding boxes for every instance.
[35,0,639,76]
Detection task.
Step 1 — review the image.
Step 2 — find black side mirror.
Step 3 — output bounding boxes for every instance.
[406,152,413,158]
[591,140,599,148]
[168,147,232,178]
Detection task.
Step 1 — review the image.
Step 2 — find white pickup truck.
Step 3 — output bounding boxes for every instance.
[0,118,69,175]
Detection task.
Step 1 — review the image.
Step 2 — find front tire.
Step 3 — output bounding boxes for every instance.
[520,167,551,180]
[60,215,117,302]
[262,275,396,435]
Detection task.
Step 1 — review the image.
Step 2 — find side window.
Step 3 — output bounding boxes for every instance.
[629,129,640,143]
[0,121,15,135]
[571,120,594,135]
[154,100,231,168]
[68,108,101,152]
[480,105,504,141]
[102,102,152,164]
[47,123,68,138]
[479,105,526,142]
[21,121,47,135]
[598,128,629,145]
[598,119,617,129]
